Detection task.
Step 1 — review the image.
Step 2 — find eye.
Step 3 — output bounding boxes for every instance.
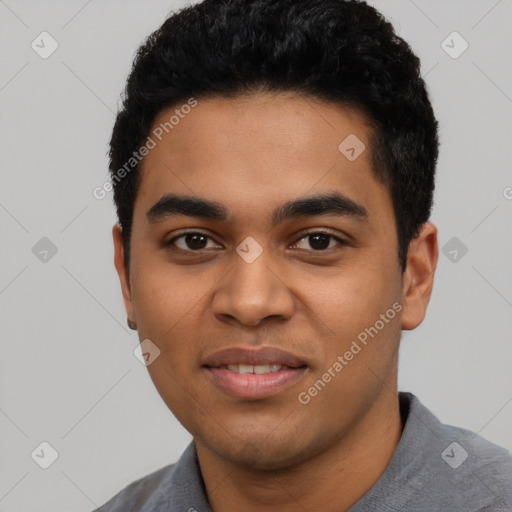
[290,231,347,252]
[166,230,347,253]
[167,231,221,251]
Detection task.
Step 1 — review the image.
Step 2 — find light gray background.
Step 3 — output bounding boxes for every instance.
[0,1,511,511]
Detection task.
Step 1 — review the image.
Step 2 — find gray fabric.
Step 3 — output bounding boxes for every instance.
[93,392,512,511]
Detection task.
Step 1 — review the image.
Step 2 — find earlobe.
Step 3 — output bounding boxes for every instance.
[112,224,135,324]
[400,222,439,331]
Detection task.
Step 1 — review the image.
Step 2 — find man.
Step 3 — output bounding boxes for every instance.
[95,0,512,510]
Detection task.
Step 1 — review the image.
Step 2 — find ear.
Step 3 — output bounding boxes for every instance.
[113,224,135,324]
[400,222,439,330]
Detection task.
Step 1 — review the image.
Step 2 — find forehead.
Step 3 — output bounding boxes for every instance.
[142,92,372,167]
[134,92,391,228]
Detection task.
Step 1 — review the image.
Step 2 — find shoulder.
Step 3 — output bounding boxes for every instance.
[92,442,210,512]
[91,462,177,512]
[408,392,512,476]
[436,419,512,500]
[403,392,512,510]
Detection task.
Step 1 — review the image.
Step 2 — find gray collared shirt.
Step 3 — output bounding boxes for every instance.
[93,392,512,511]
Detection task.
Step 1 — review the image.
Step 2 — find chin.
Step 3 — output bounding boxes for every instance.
[203,428,319,472]
[228,444,302,471]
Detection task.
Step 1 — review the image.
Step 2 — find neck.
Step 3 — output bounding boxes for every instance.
[195,390,404,512]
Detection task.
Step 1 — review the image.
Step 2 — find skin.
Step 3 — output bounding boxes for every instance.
[113,91,438,512]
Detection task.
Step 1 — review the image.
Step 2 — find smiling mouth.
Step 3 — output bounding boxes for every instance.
[214,363,302,374]
[202,346,309,399]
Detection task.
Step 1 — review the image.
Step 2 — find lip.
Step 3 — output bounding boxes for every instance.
[202,346,307,368]
[202,346,308,400]
[205,366,308,400]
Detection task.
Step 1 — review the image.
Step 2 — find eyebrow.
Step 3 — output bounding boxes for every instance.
[146,192,368,226]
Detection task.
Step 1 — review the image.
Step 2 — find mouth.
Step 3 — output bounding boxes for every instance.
[217,363,294,374]
[202,347,308,400]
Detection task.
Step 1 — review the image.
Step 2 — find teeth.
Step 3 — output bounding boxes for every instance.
[239,364,253,374]
[254,364,270,374]
[225,364,284,374]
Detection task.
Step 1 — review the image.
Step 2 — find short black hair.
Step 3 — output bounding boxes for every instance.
[109,0,439,272]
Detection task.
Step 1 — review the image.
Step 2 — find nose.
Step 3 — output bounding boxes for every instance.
[211,249,295,327]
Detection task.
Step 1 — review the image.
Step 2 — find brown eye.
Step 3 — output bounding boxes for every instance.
[291,232,346,251]
[167,232,220,251]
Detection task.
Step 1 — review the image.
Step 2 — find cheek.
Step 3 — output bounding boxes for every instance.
[129,277,205,404]
[130,256,203,335]
[145,360,207,439]
[134,270,205,411]
[301,263,400,342]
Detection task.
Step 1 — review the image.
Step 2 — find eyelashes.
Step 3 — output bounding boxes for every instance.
[166,230,348,253]
[167,231,220,251]
[289,231,347,251]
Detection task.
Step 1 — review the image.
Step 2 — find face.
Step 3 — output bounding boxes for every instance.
[114,92,435,470]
